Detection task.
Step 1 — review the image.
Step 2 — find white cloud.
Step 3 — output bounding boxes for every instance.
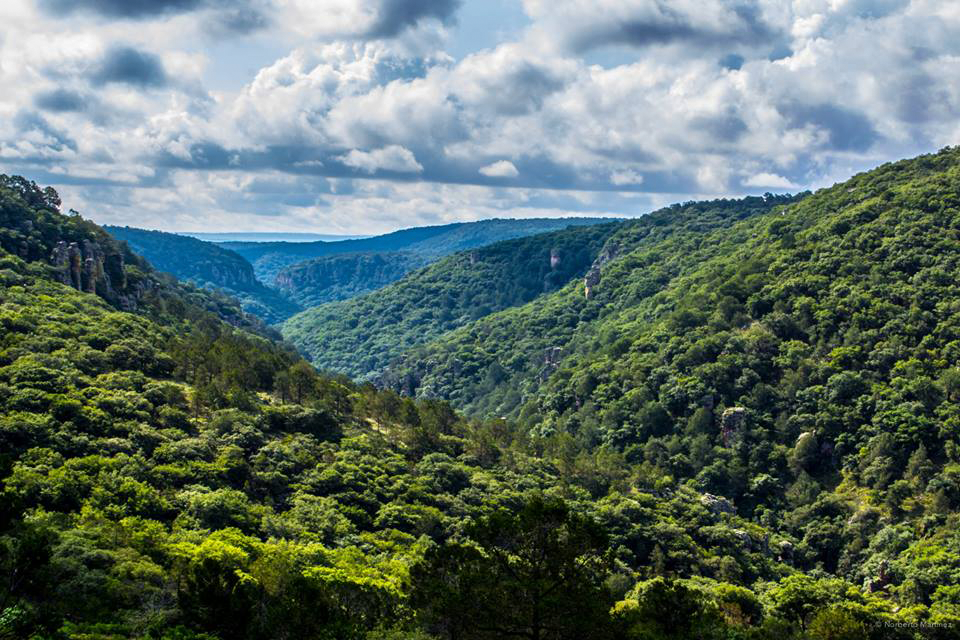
[743,172,800,190]
[339,145,424,173]
[610,169,643,186]
[479,160,518,178]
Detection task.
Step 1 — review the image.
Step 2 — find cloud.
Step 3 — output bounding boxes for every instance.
[340,145,424,173]
[366,0,463,38]
[90,46,167,87]
[779,103,878,152]
[478,160,518,178]
[12,110,78,154]
[610,169,643,186]
[743,172,798,190]
[4,0,960,232]
[523,0,782,54]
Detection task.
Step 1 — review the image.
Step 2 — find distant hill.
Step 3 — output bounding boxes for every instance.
[282,221,624,379]
[186,231,370,243]
[225,217,619,285]
[275,251,429,308]
[105,226,301,324]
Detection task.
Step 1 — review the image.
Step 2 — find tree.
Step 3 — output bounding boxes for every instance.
[411,494,616,640]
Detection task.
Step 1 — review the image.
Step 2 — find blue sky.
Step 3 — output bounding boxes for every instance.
[1,0,958,233]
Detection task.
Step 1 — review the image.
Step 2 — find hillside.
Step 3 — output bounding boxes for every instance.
[5,175,929,639]
[225,217,617,284]
[370,148,960,617]
[282,220,626,379]
[275,251,429,307]
[105,226,302,324]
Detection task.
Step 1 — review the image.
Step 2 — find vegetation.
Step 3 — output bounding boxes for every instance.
[3,150,960,640]
[282,221,623,380]
[105,227,302,325]
[225,217,617,284]
[275,251,428,308]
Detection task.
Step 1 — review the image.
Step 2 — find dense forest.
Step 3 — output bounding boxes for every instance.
[2,152,960,640]
[282,221,625,380]
[274,251,428,308]
[104,227,302,325]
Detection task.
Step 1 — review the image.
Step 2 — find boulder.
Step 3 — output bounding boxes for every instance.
[701,493,736,515]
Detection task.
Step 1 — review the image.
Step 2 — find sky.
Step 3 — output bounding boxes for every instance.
[1,0,958,234]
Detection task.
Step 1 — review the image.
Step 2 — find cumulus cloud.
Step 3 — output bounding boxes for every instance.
[479,160,518,178]
[743,172,799,190]
[340,145,424,173]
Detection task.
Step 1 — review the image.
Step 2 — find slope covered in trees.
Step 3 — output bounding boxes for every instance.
[3,169,960,640]
[274,251,428,308]
[105,226,302,324]
[373,148,960,619]
[225,217,616,284]
[282,221,625,380]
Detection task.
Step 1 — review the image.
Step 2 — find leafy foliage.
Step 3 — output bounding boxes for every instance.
[3,160,960,640]
[275,251,428,308]
[283,222,623,380]
[105,226,302,325]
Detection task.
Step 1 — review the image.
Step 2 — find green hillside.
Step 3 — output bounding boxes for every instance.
[3,162,960,640]
[275,251,428,307]
[225,217,618,284]
[282,221,625,379]
[105,226,302,324]
[373,148,960,612]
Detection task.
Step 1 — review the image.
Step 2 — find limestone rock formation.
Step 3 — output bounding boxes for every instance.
[584,242,620,299]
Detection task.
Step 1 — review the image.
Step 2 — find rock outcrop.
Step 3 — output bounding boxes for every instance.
[700,493,736,515]
[50,239,126,298]
[584,242,620,299]
[49,238,154,311]
[720,407,747,446]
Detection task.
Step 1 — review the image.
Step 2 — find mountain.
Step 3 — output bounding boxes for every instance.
[282,220,626,379]
[224,217,618,284]
[371,148,960,607]
[4,160,960,640]
[274,251,429,308]
[105,226,303,324]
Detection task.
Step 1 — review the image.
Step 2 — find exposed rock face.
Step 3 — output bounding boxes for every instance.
[538,346,565,382]
[50,240,125,297]
[50,239,148,311]
[720,407,747,446]
[777,541,794,563]
[584,242,620,299]
[700,493,736,515]
[865,560,891,593]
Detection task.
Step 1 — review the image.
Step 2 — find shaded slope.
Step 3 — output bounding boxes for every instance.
[226,217,617,284]
[282,221,624,379]
[105,225,302,324]
[275,251,429,307]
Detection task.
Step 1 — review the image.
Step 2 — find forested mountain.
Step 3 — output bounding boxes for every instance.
[282,221,626,379]
[3,158,960,640]
[105,226,302,324]
[275,251,429,307]
[224,217,617,284]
